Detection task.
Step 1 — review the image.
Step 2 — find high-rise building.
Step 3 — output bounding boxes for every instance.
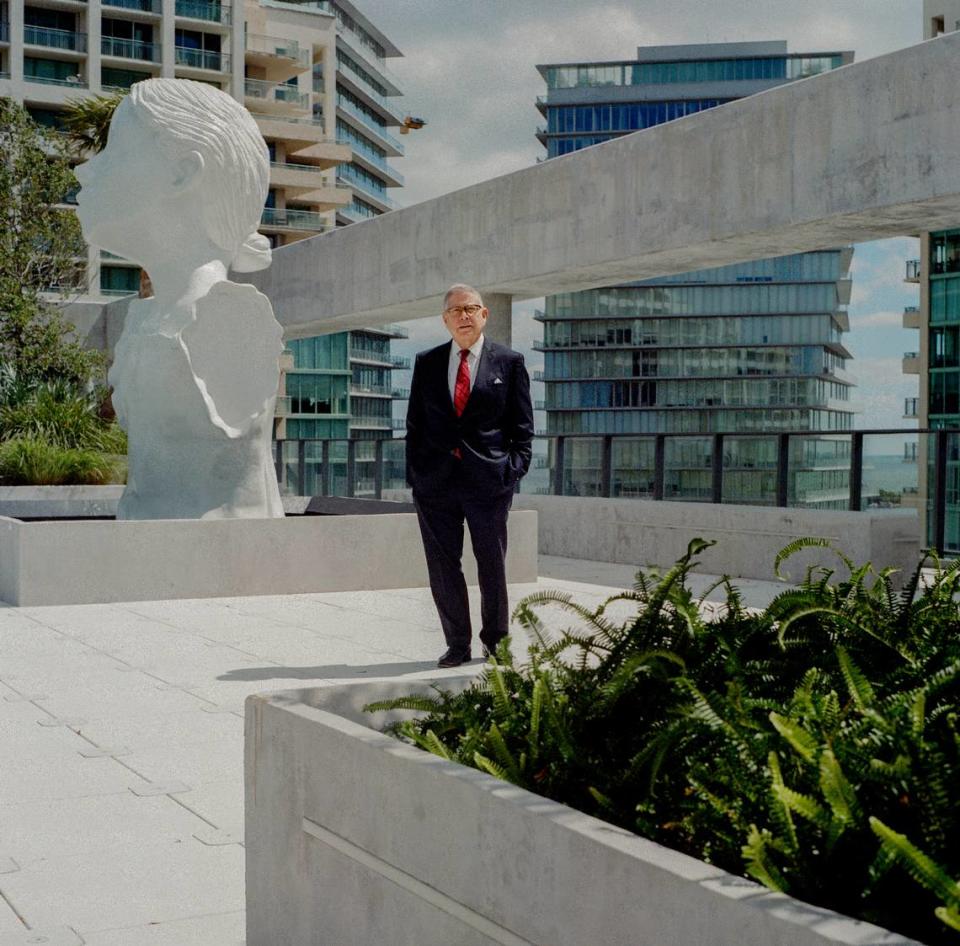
[535,42,857,507]
[267,0,407,495]
[903,2,960,548]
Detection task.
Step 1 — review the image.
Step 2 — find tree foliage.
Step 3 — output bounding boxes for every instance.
[369,540,960,943]
[0,96,101,387]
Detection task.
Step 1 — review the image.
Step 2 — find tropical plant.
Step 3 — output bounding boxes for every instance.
[0,437,124,485]
[0,97,102,388]
[61,91,125,156]
[368,540,960,943]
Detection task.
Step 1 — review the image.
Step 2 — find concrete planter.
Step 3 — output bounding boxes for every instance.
[245,678,919,946]
[0,510,537,605]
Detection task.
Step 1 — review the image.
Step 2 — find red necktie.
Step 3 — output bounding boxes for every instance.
[452,349,470,459]
[454,349,470,416]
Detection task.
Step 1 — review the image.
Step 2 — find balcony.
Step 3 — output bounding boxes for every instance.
[902,351,920,374]
[0,19,9,42]
[335,167,398,211]
[245,32,310,80]
[391,355,410,369]
[335,55,404,124]
[903,305,920,329]
[337,138,404,186]
[905,258,921,282]
[260,207,333,233]
[102,0,161,12]
[24,25,86,52]
[101,36,160,62]
[348,347,391,365]
[335,94,404,155]
[334,22,401,95]
[904,397,919,418]
[350,415,392,429]
[174,46,229,71]
[392,387,409,399]
[25,73,85,86]
[175,0,230,24]
[349,382,392,397]
[245,78,309,115]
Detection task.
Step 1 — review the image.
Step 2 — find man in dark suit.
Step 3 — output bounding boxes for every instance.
[406,284,534,668]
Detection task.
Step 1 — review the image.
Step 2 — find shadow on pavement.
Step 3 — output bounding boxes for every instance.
[218,659,440,681]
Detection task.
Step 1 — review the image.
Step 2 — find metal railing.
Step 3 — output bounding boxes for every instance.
[101,36,160,61]
[904,397,919,417]
[24,25,86,51]
[273,428,960,554]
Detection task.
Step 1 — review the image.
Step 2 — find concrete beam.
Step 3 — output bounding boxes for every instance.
[245,33,960,339]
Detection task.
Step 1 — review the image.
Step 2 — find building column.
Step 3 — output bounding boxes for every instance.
[482,292,512,348]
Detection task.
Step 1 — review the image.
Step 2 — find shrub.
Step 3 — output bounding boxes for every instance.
[368,539,960,944]
[0,437,124,485]
[0,366,125,454]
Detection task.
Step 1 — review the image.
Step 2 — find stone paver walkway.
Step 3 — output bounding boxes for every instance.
[0,557,784,945]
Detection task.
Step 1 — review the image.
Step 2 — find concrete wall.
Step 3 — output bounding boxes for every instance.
[511,495,922,583]
[240,32,960,337]
[245,679,921,946]
[0,511,537,606]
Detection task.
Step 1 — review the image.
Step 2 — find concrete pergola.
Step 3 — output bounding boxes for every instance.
[246,31,960,345]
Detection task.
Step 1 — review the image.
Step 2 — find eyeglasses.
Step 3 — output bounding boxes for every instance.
[444,304,483,317]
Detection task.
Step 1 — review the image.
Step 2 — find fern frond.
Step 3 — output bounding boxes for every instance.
[363,694,445,714]
[835,645,876,711]
[769,711,818,763]
[870,817,960,910]
[743,824,790,893]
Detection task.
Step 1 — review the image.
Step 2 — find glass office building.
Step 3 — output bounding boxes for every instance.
[536,41,856,507]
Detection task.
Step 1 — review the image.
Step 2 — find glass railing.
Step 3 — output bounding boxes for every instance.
[101,36,160,61]
[273,429,951,548]
[252,113,328,132]
[260,207,333,231]
[103,0,159,11]
[336,134,403,183]
[24,25,87,51]
[174,46,228,70]
[175,0,230,23]
[350,382,391,396]
[0,20,9,41]
[349,347,391,364]
[245,32,308,64]
[334,23,399,89]
[335,56,403,119]
[25,73,85,86]
[245,78,309,110]
[905,259,921,281]
[904,398,919,417]
[270,160,327,175]
[391,355,410,369]
[335,166,397,207]
[335,96,404,153]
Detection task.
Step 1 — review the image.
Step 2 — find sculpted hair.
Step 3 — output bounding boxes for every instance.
[443,284,484,308]
[127,78,272,272]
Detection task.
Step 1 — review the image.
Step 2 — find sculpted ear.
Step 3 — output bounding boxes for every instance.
[171,150,204,192]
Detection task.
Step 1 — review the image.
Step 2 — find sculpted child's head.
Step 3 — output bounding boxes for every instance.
[76,78,272,273]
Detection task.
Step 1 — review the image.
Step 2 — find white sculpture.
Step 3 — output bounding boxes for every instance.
[75,78,284,519]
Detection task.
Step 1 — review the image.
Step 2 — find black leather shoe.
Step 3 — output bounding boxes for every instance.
[480,638,504,660]
[437,647,471,668]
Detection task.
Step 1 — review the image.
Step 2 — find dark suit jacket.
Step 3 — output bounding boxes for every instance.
[405,338,534,498]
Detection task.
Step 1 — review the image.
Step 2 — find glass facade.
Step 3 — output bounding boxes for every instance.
[538,44,854,507]
[542,55,843,90]
[928,229,960,549]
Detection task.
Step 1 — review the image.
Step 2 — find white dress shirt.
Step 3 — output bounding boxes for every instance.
[447,334,484,402]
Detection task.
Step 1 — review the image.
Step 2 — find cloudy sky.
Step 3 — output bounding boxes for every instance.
[367,0,926,446]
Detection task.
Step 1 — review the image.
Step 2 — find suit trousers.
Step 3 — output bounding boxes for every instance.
[414,482,513,653]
